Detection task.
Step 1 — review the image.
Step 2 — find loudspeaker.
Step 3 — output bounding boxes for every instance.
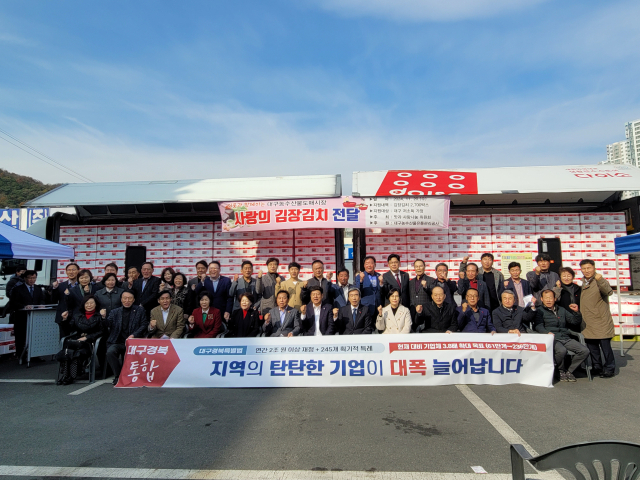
[537,238,563,274]
[125,246,147,274]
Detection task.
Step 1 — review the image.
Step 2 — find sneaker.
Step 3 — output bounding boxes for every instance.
[600,371,615,378]
[559,371,569,382]
[591,369,603,377]
[566,372,577,382]
[112,376,119,386]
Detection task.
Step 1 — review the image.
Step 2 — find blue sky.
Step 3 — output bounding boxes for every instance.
[1,0,639,192]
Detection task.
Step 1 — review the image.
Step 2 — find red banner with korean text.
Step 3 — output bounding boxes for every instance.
[218,196,450,231]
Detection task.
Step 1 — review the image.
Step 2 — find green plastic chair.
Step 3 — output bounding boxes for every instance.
[511,441,640,480]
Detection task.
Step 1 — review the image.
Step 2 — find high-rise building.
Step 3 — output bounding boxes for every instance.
[605,140,632,165]
[626,119,640,167]
[602,119,640,199]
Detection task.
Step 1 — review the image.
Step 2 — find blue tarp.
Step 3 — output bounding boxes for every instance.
[614,232,640,255]
[0,223,74,259]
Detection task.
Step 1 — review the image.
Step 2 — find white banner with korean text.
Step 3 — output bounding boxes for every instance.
[116,334,554,389]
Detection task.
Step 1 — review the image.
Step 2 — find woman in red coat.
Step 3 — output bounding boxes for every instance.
[187,292,223,338]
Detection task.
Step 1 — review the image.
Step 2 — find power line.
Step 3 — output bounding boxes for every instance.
[0,128,94,183]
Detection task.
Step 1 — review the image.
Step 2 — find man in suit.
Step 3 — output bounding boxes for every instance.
[381,254,410,309]
[122,266,140,290]
[354,256,382,310]
[409,259,431,331]
[303,260,334,306]
[131,262,161,316]
[256,257,284,315]
[331,268,353,309]
[187,260,209,289]
[457,262,491,310]
[459,254,504,311]
[102,290,149,384]
[300,286,335,336]
[456,289,496,334]
[262,290,301,337]
[334,287,373,335]
[10,270,46,359]
[149,291,185,339]
[504,261,532,308]
[50,262,80,338]
[195,261,233,321]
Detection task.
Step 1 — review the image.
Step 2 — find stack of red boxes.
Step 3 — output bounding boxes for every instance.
[405,228,449,277]
[580,213,628,286]
[449,216,492,272]
[0,324,15,356]
[295,229,335,279]
[57,226,98,279]
[365,229,407,274]
[213,222,257,276]
[491,214,537,272]
[172,223,214,276]
[254,229,293,276]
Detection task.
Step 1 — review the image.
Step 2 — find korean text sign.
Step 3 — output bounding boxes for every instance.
[116,334,554,389]
[218,196,450,232]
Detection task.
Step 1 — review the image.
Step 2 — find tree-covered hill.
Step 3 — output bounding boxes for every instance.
[0,169,61,207]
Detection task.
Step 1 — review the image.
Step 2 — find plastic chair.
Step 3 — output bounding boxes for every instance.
[511,441,640,480]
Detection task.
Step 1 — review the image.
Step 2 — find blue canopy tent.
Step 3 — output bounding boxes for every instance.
[0,223,74,260]
[613,233,640,356]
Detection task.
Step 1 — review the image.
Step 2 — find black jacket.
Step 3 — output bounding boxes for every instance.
[302,277,334,306]
[68,312,104,344]
[422,300,458,333]
[102,305,149,347]
[6,275,23,298]
[133,276,161,313]
[335,304,372,335]
[51,280,76,325]
[66,283,100,316]
[227,308,262,338]
[10,283,46,311]
[534,305,582,342]
[492,305,536,333]
[557,283,581,310]
[94,287,124,317]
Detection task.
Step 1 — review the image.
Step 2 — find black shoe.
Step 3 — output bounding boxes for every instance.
[112,376,119,385]
[56,378,65,386]
[600,371,616,378]
[591,369,603,377]
[63,377,74,385]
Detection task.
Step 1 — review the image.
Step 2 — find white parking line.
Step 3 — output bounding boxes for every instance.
[456,385,564,480]
[0,379,55,383]
[0,466,512,479]
[68,379,112,396]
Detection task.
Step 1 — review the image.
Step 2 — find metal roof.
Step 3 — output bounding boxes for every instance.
[353,164,640,206]
[26,174,342,208]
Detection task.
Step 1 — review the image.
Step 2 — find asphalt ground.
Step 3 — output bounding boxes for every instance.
[0,342,639,479]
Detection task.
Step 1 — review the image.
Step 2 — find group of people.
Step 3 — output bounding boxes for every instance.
[7,251,616,385]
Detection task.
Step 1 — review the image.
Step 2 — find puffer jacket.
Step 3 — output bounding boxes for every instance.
[534,305,581,341]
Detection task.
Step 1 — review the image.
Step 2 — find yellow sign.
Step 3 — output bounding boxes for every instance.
[500,253,533,278]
